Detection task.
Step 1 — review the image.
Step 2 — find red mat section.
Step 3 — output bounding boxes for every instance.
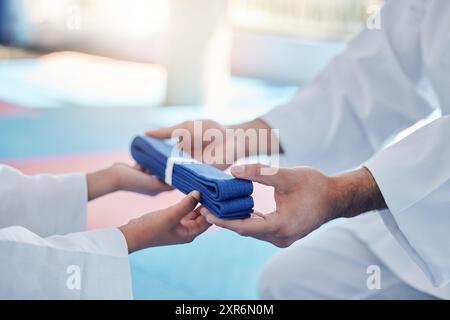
[0,102,35,118]
[6,153,276,230]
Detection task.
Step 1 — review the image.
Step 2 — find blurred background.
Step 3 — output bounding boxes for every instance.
[0,0,382,299]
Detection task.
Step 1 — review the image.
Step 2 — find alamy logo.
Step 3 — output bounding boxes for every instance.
[66,265,81,290]
[169,121,280,176]
[366,265,381,290]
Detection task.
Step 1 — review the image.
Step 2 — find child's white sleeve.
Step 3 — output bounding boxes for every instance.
[0,164,88,237]
[0,226,132,299]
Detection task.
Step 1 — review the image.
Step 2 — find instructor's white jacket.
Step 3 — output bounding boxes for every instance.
[263,0,450,298]
[0,165,132,299]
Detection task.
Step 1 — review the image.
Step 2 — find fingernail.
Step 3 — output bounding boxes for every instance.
[189,190,201,201]
[199,207,208,216]
[231,165,245,176]
[206,216,214,224]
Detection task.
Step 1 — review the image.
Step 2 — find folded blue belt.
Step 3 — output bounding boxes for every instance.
[131,136,254,219]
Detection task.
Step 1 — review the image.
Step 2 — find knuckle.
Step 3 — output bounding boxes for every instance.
[189,199,198,208]
[272,169,289,183]
[274,240,289,248]
[285,238,295,247]
[180,120,191,128]
[186,194,197,204]
[249,164,263,178]
[277,168,289,178]
[274,238,294,248]
[235,228,248,237]
[186,236,196,244]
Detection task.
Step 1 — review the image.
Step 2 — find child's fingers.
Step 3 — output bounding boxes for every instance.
[182,211,212,238]
[166,191,201,223]
[181,210,201,224]
[194,214,212,232]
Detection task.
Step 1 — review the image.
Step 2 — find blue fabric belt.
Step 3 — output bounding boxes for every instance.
[131,136,254,219]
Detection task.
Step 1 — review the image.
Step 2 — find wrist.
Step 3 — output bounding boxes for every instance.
[329,167,387,220]
[109,164,122,192]
[87,166,120,201]
[119,218,145,254]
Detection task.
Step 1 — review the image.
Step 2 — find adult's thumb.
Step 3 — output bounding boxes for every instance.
[145,123,183,139]
[231,164,283,188]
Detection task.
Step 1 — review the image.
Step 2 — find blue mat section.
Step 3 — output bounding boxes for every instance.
[0,77,296,161]
[130,228,280,300]
[0,106,160,160]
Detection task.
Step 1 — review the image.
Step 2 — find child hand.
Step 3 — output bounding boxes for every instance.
[118,191,211,252]
[113,163,173,196]
[87,163,172,201]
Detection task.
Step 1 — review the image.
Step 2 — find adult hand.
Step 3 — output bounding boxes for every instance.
[146,119,278,170]
[200,164,386,248]
[119,191,211,253]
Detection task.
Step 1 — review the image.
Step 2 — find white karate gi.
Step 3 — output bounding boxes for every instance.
[0,165,132,299]
[260,0,450,299]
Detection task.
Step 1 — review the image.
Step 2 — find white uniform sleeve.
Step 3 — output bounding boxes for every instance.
[0,165,87,237]
[0,226,132,299]
[365,115,450,287]
[262,0,435,174]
